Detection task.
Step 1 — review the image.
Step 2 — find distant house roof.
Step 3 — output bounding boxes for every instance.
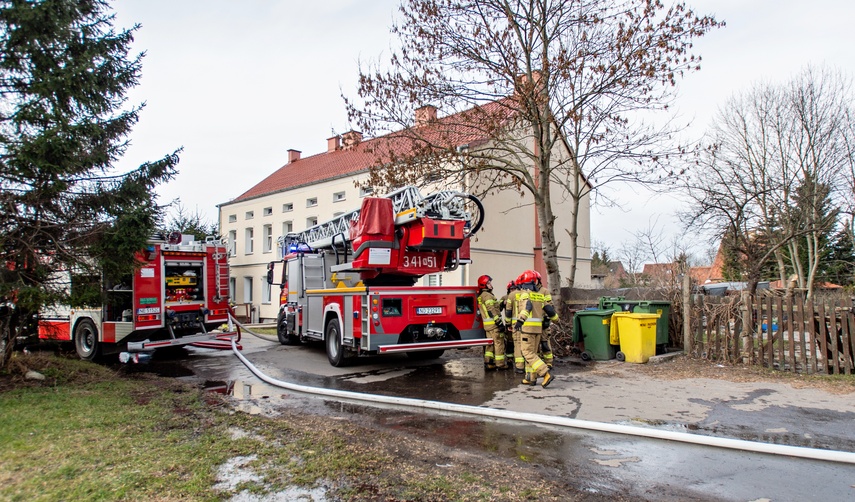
[222,100,513,206]
[642,262,677,278]
[690,241,725,284]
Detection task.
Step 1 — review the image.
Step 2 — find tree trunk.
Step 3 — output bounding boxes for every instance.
[682,272,691,353]
[536,168,562,303]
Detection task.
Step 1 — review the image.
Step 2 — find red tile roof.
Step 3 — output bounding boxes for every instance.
[227,100,513,204]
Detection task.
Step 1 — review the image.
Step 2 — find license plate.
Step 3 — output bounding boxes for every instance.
[416,307,442,315]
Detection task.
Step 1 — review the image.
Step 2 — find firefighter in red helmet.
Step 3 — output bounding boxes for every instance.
[512,270,558,387]
[477,274,507,370]
[499,280,519,372]
[533,271,554,368]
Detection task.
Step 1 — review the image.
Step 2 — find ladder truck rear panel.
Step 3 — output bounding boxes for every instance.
[37,234,239,363]
[270,187,490,366]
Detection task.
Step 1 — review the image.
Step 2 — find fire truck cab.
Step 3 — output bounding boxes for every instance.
[269,186,490,366]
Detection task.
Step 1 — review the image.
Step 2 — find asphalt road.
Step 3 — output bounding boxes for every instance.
[157,332,855,501]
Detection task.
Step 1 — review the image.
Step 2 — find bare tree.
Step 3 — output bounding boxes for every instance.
[345,0,722,298]
[161,202,218,241]
[681,66,853,298]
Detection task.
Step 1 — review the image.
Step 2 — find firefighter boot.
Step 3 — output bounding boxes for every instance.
[484,362,497,370]
[541,372,555,388]
[521,373,537,386]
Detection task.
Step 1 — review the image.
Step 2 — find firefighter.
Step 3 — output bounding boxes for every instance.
[533,271,554,369]
[501,280,525,374]
[513,269,558,387]
[477,275,507,370]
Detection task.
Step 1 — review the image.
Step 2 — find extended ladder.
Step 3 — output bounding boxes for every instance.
[277,186,483,256]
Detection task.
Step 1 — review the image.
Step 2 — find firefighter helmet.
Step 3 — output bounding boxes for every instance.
[477,275,493,289]
[506,281,515,292]
[516,270,538,285]
[534,270,542,284]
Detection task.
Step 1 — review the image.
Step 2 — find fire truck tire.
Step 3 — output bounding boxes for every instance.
[74,319,100,361]
[325,318,354,367]
[276,312,299,346]
[463,194,484,237]
[407,350,445,360]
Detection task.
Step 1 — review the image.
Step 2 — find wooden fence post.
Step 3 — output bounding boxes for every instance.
[683,273,691,354]
[741,290,752,364]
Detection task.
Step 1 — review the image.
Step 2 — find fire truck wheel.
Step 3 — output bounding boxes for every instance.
[325,318,353,367]
[462,193,484,237]
[74,319,100,361]
[276,313,299,346]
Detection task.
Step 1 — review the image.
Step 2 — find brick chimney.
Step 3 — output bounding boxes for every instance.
[415,105,437,126]
[287,149,301,164]
[341,130,362,150]
[327,135,341,152]
[515,70,545,98]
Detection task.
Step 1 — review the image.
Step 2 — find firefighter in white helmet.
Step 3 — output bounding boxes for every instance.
[513,270,557,387]
[477,275,507,370]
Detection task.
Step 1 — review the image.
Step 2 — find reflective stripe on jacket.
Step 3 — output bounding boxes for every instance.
[478,290,500,327]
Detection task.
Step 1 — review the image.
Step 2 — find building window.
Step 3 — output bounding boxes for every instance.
[229,277,236,301]
[261,276,271,304]
[333,212,344,217]
[228,230,237,257]
[306,217,317,227]
[359,186,373,197]
[333,191,346,202]
[425,172,442,183]
[243,276,253,303]
[282,203,293,212]
[306,197,317,207]
[263,224,272,253]
[228,214,237,223]
[263,207,273,216]
[425,274,442,287]
[244,228,254,254]
[282,221,293,235]
[245,211,254,220]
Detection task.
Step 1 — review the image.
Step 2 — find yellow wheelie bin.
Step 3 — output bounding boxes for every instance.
[609,312,659,363]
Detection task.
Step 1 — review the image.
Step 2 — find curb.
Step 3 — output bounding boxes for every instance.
[649,350,684,364]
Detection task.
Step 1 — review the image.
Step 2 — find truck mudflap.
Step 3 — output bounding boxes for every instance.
[123,331,241,358]
[378,337,491,354]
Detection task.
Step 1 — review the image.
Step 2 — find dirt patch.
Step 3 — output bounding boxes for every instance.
[586,353,855,395]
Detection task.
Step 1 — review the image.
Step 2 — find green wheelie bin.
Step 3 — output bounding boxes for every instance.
[573,309,617,361]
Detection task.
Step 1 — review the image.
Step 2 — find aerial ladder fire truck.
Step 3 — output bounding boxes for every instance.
[37,233,239,363]
[267,186,490,366]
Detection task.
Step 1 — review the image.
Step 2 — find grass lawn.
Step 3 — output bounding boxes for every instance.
[1,352,567,501]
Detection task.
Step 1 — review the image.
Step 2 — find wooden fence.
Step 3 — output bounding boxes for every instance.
[688,294,855,375]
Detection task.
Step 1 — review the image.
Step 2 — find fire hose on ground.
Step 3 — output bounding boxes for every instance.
[226,315,855,465]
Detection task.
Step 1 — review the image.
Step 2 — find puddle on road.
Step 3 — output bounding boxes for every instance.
[204,377,592,469]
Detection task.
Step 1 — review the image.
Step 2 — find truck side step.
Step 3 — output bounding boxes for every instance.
[126,332,239,353]
[378,338,491,354]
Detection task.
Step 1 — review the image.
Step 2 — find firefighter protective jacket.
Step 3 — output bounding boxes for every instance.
[514,284,558,334]
[477,289,501,332]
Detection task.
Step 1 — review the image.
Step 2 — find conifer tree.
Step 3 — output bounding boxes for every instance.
[0,0,179,365]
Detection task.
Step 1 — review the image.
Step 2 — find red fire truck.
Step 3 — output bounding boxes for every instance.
[38,233,239,363]
[268,186,490,366]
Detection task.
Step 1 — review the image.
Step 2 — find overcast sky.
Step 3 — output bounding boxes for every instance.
[112,0,855,258]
